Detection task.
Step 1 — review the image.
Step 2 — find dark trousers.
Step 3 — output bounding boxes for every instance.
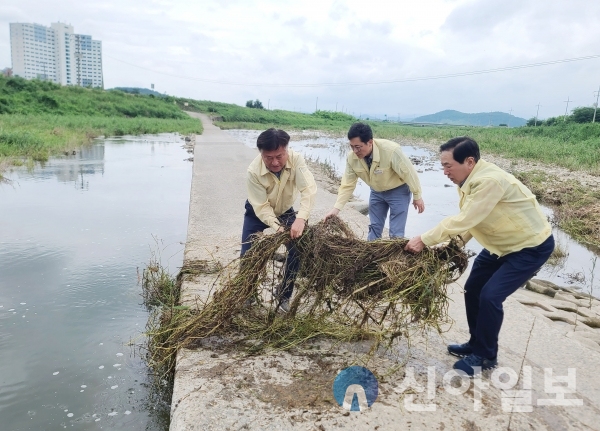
[240,200,299,300]
[464,234,554,359]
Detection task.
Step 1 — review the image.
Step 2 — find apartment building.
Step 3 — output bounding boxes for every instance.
[10,22,103,88]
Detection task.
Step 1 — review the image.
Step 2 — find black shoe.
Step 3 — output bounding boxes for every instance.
[453,354,498,376]
[447,342,473,358]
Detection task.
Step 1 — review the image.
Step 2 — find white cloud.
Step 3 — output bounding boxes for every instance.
[2,0,600,119]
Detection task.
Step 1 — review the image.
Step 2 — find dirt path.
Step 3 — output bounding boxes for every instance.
[170,113,600,430]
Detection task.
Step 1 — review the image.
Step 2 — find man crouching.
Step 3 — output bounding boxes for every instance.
[405,136,554,376]
[242,128,317,312]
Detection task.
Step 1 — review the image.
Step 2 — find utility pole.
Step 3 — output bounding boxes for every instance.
[336,102,338,112]
[267,99,270,110]
[534,103,541,126]
[563,96,572,121]
[593,86,600,123]
[315,97,318,112]
[508,108,513,128]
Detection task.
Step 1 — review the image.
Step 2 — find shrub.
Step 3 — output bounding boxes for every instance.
[570,107,596,124]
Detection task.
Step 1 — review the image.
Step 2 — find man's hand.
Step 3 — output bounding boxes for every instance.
[277,225,285,233]
[324,208,340,220]
[405,235,426,253]
[413,198,425,214]
[290,218,306,239]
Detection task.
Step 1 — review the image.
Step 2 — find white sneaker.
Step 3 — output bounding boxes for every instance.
[279,299,290,313]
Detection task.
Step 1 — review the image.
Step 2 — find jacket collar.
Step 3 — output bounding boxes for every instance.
[357,139,380,171]
[372,139,381,163]
[459,159,487,194]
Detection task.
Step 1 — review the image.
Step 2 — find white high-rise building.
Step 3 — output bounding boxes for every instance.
[10,22,103,88]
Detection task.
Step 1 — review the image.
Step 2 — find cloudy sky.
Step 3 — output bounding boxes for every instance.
[2,0,600,119]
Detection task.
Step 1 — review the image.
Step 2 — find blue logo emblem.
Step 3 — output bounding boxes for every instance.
[333,366,378,411]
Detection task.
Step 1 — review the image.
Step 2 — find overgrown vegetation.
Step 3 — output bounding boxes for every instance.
[0,114,202,162]
[517,171,600,250]
[376,122,600,174]
[0,76,188,117]
[177,97,600,174]
[0,76,202,169]
[529,107,599,126]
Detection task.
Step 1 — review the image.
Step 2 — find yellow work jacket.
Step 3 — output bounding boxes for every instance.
[421,159,551,257]
[247,149,317,230]
[334,138,423,210]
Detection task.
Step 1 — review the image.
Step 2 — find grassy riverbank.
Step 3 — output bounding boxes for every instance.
[181,99,600,174]
[0,76,202,170]
[375,122,600,175]
[516,171,600,250]
[0,114,202,161]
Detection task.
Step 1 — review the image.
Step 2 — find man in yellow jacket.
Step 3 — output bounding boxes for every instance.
[325,123,425,240]
[243,128,317,312]
[405,136,554,376]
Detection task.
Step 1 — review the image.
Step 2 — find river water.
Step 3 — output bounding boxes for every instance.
[0,134,191,430]
[226,129,600,297]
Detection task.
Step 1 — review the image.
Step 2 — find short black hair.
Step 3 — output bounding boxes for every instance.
[439,136,480,163]
[256,128,290,151]
[348,122,373,144]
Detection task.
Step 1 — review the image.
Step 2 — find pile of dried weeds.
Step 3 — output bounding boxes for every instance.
[144,216,468,380]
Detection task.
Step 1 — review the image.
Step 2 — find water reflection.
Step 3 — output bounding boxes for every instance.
[0,133,191,430]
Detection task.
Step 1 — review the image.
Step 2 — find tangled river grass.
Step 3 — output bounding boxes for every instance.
[142,216,468,384]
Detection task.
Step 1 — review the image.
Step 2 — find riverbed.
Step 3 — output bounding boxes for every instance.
[226,129,600,297]
[0,134,191,430]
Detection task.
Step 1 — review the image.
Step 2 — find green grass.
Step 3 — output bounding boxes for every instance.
[4,73,600,176]
[218,118,600,174]
[0,114,202,162]
[516,171,600,250]
[0,75,189,118]
[372,122,600,174]
[178,97,600,174]
[0,76,203,170]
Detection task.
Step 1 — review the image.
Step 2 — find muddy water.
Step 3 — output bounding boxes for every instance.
[226,129,600,297]
[0,134,192,430]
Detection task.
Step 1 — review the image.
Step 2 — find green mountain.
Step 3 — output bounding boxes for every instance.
[413,110,526,127]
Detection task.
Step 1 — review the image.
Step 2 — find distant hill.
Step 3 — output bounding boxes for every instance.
[111,87,165,97]
[413,110,526,127]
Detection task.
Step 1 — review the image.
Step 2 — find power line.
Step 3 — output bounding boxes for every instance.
[104,53,600,88]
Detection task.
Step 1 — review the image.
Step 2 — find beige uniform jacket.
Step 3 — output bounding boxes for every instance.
[247,149,317,230]
[421,159,551,257]
[334,138,423,210]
